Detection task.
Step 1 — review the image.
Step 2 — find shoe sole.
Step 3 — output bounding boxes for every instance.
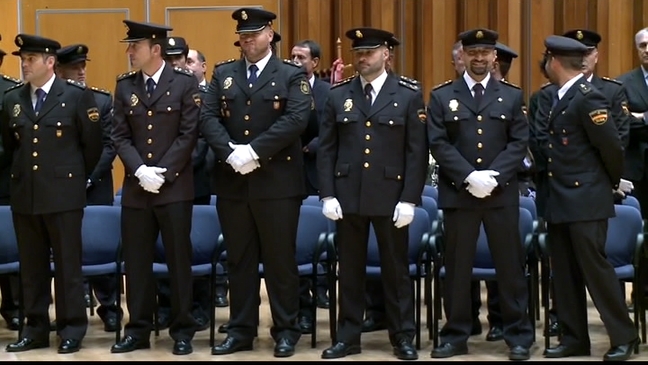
[486,336,504,342]
[211,345,253,355]
[509,353,530,361]
[5,343,49,353]
[395,352,419,360]
[110,344,151,353]
[173,348,193,355]
[274,351,295,358]
[321,347,361,359]
[58,347,80,354]
[430,348,468,358]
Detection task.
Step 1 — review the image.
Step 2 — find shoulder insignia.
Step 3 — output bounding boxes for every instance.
[331,76,355,89]
[589,109,608,125]
[90,86,111,95]
[66,79,86,89]
[198,84,208,93]
[500,79,520,89]
[399,75,420,86]
[283,59,300,67]
[398,80,419,91]
[173,67,193,77]
[601,76,622,85]
[432,80,453,90]
[4,83,23,94]
[2,74,22,84]
[578,83,591,94]
[215,59,236,68]
[540,81,552,89]
[117,70,137,81]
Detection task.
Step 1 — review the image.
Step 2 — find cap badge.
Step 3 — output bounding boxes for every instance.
[16,36,23,46]
[77,46,83,54]
[356,30,363,38]
[576,30,583,40]
[168,38,175,46]
[476,31,483,39]
[241,11,248,20]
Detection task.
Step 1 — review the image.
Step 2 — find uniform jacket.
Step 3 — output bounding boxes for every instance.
[86,86,116,205]
[617,67,648,181]
[0,74,23,203]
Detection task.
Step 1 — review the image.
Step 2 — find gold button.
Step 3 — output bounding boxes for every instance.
[548,157,552,163]
[286,156,291,161]
[549,143,553,149]
[476,158,482,163]
[477,128,483,135]
[147,124,153,130]
[147,153,153,159]
[166,91,170,95]
[221,95,226,100]
[365,134,371,141]
[244,130,250,136]
[147,110,153,116]
[244,115,250,121]
[562,129,566,134]
[56,121,61,127]
[364,148,370,154]
[477,115,482,121]
[550,130,554,135]
[500,114,506,119]
[477,142,483,149]
[397,175,402,180]
[167,106,172,112]
[453,116,459,121]
[363,162,369,168]
[147,138,153,144]
[365,121,371,127]
[246,100,251,106]
[32,165,38,171]
[129,110,133,115]
[336,172,341,176]
[33,125,38,130]
[68,173,72,178]
[574,181,579,186]
[33,138,38,144]
[32,151,38,157]
[343,118,348,122]
[175,172,179,177]
[388,120,394,125]
[274,95,279,100]
[548,172,553,177]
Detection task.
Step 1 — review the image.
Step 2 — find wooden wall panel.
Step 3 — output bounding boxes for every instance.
[0,0,20,78]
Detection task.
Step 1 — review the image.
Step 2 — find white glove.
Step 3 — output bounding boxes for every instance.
[322,197,343,221]
[135,165,166,194]
[467,184,492,198]
[236,160,260,175]
[619,178,634,194]
[227,142,258,170]
[393,202,415,228]
[465,170,499,197]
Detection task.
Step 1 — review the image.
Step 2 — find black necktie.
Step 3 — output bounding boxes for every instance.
[146,78,156,98]
[472,83,484,107]
[34,88,46,114]
[248,64,258,86]
[551,92,559,108]
[364,83,373,107]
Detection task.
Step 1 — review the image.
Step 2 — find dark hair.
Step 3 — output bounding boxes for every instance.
[294,39,321,59]
[554,54,584,71]
[196,50,206,63]
[498,60,512,78]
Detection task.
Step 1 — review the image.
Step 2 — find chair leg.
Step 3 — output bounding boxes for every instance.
[328,261,337,345]
[209,271,216,348]
[115,271,122,344]
[154,287,160,337]
[414,277,421,350]
[17,273,24,341]
[311,274,317,349]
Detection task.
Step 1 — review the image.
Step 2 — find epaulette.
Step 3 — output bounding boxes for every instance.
[90,86,111,95]
[400,75,420,86]
[173,67,193,77]
[601,76,622,85]
[578,83,591,94]
[398,80,419,91]
[500,79,521,89]
[331,76,355,89]
[198,84,208,92]
[282,59,300,67]
[66,79,86,89]
[4,83,22,94]
[540,82,552,89]
[2,74,22,84]
[117,70,137,81]
[215,59,236,68]
[432,80,452,90]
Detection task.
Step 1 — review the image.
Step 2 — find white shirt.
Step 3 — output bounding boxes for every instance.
[308,74,315,88]
[245,50,272,79]
[463,71,490,97]
[199,79,207,87]
[586,74,593,82]
[360,70,388,105]
[30,73,56,109]
[143,61,166,89]
[557,73,584,100]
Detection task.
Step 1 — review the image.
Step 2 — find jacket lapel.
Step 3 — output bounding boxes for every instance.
[250,57,278,96]
[233,59,251,97]
[148,65,173,106]
[452,79,477,114]
[19,84,36,122]
[549,77,585,123]
[35,78,63,121]
[476,78,500,113]
[131,72,149,108]
[632,68,648,107]
[350,77,369,117]
[366,74,398,119]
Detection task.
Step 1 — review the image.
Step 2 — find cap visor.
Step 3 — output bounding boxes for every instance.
[120,37,147,43]
[235,25,267,34]
[464,43,496,49]
[351,44,382,51]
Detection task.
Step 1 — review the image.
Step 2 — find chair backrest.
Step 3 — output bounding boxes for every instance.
[113,195,121,206]
[419,196,439,230]
[422,185,438,201]
[606,204,643,268]
[621,195,641,214]
[367,207,430,266]
[0,206,19,265]
[473,207,533,269]
[115,188,122,196]
[295,205,330,265]
[81,205,122,265]
[210,195,217,205]
[519,196,537,221]
[302,195,322,207]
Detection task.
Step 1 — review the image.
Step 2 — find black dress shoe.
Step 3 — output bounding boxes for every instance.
[103,317,120,332]
[218,321,229,334]
[430,342,468,358]
[317,292,330,309]
[6,338,49,352]
[603,338,639,361]
[110,335,151,353]
[298,315,313,334]
[321,342,361,359]
[545,319,560,337]
[274,338,295,358]
[509,345,530,361]
[58,339,81,354]
[173,340,193,355]
[6,316,20,331]
[211,336,253,355]
[214,295,229,308]
[393,339,418,360]
[486,326,504,341]
[361,317,386,333]
[156,314,170,330]
[543,344,590,358]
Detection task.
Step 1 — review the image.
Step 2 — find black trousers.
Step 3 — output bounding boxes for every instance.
[86,275,120,320]
[470,280,502,327]
[13,210,88,341]
[335,214,414,346]
[217,197,302,343]
[440,206,533,348]
[121,201,196,341]
[547,220,636,347]
[364,276,386,322]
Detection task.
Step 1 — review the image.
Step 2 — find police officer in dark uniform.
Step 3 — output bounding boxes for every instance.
[427,28,533,360]
[318,27,427,360]
[200,8,310,357]
[110,20,199,356]
[0,33,22,332]
[1,34,103,354]
[55,43,120,333]
[539,35,638,361]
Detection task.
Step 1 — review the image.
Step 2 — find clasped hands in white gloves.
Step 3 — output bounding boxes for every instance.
[135,165,167,194]
[614,178,635,198]
[393,202,415,228]
[227,142,260,175]
[465,170,500,198]
[322,197,343,221]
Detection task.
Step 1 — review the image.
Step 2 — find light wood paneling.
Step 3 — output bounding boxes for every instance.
[0,0,21,78]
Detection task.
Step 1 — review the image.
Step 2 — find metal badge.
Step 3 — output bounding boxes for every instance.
[273,101,281,110]
[449,99,459,112]
[56,130,62,138]
[223,77,233,90]
[343,99,353,112]
[130,93,139,106]
[12,104,20,117]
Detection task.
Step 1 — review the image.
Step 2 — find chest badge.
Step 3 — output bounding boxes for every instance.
[12,104,20,117]
[130,93,139,107]
[223,77,233,90]
[449,99,459,112]
[343,99,353,112]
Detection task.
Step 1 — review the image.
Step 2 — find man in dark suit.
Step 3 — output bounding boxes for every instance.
[318,27,427,361]
[0,34,103,354]
[110,20,199,356]
[427,29,533,360]
[55,43,120,333]
[0,33,22,332]
[539,35,638,361]
[200,8,310,358]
